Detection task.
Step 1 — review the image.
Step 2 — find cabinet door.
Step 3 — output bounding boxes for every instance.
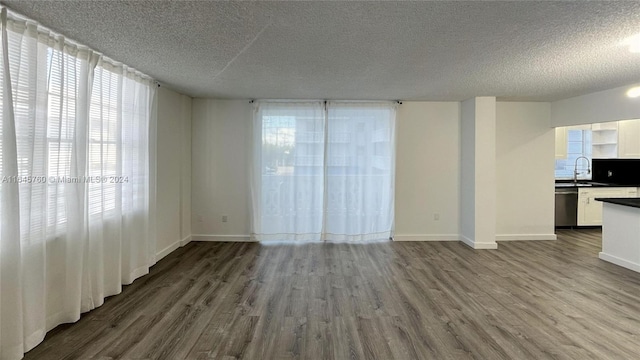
[583,195,603,225]
[578,189,592,226]
[618,119,640,158]
[555,127,567,159]
[578,188,628,226]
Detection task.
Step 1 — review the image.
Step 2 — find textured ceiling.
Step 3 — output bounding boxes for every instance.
[3,1,640,101]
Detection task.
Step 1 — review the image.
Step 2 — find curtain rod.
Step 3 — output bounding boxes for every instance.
[249,99,403,104]
[2,5,156,84]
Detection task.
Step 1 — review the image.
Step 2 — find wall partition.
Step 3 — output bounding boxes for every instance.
[250,101,396,242]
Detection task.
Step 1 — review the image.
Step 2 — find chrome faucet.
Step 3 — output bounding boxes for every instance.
[573,156,591,183]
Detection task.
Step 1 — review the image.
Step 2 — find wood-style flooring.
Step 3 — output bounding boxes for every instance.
[25,229,640,359]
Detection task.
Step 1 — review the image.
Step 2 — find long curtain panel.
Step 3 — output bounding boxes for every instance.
[325,102,396,241]
[0,8,155,360]
[250,101,396,242]
[251,102,326,241]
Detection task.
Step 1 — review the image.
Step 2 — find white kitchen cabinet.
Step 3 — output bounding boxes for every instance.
[617,119,640,158]
[591,122,618,159]
[578,187,639,226]
[555,127,567,159]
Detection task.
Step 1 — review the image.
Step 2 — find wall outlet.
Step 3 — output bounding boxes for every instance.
[222,215,228,223]
[433,213,440,221]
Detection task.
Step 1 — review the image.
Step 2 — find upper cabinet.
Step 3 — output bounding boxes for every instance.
[555,119,640,162]
[618,119,640,158]
[591,122,618,159]
[555,127,567,159]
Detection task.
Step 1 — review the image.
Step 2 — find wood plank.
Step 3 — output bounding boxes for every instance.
[24,229,640,359]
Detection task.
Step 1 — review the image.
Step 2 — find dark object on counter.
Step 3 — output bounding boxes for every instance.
[592,159,640,186]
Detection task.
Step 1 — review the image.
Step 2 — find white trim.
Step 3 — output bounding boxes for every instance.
[155,235,193,262]
[393,234,459,241]
[460,235,498,250]
[599,252,640,273]
[191,234,255,242]
[496,234,557,241]
[155,239,181,262]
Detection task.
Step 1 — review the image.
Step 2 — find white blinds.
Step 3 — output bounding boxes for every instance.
[89,66,120,215]
[0,8,156,360]
[46,47,82,230]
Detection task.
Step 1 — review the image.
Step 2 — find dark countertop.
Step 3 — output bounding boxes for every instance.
[595,198,640,209]
[555,181,640,188]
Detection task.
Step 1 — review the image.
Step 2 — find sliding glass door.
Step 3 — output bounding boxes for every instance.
[251,101,396,242]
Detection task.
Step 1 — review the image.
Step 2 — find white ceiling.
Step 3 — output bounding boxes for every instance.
[4,1,640,101]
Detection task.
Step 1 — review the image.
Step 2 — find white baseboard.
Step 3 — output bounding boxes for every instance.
[191,234,254,242]
[155,235,193,262]
[393,234,459,241]
[599,252,640,273]
[155,239,181,262]
[496,233,557,241]
[460,235,498,250]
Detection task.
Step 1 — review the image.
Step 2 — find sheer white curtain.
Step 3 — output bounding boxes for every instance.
[251,101,326,241]
[325,102,396,241]
[0,8,155,359]
[250,101,396,242]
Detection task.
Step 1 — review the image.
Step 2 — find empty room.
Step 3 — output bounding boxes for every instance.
[2,1,640,359]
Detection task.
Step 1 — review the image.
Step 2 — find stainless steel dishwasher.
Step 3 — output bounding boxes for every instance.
[555,187,578,227]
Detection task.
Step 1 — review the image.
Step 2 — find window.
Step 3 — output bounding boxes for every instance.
[257,103,325,239]
[1,9,155,358]
[89,67,120,216]
[252,102,396,242]
[555,129,592,179]
[4,42,150,236]
[46,48,81,228]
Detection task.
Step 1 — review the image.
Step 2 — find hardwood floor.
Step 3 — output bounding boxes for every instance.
[25,229,640,360]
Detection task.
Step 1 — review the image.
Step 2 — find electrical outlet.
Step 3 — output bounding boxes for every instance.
[222,215,228,223]
[434,213,440,221]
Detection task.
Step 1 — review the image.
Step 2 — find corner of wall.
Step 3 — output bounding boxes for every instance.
[154,87,194,261]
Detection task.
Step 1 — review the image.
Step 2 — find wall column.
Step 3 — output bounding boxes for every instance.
[460,97,497,249]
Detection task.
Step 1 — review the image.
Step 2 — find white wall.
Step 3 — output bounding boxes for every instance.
[191,100,463,241]
[496,102,556,240]
[551,83,640,127]
[191,99,252,240]
[190,99,556,244]
[394,102,460,240]
[155,87,192,258]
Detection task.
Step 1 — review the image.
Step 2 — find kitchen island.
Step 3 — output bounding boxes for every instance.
[596,198,640,272]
